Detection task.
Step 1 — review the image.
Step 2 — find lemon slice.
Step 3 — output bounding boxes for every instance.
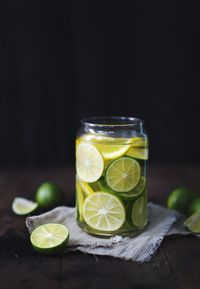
[12,197,38,215]
[131,196,148,227]
[79,180,94,196]
[128,137,148,147]
[83,192,125,232]
[76,143,104,182]
[127,147,148,160]
[106,157,141,192]
[76,180,84,221]
[30,223,69,255]
[127,137,148,160]
[94,142,129,160]
[77,134,130,160]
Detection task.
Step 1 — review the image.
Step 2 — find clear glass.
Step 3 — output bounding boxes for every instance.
[75,116,148,236]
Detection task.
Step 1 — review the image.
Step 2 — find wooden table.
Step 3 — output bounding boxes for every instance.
[1,165,200,289]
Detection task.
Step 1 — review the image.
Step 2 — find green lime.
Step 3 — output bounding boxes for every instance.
[12,197,38,215]
[83,192,125,232]
[167,187,196,214]
[119,177,146,200]
[131,196,148,227]
[30,223,69,254]
[36,182,63,209]
[106,157,141,193]
[184,211,200,233]
[188,198,200,216]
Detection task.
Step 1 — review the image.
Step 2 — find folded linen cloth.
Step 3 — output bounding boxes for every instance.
[26,203,192,262]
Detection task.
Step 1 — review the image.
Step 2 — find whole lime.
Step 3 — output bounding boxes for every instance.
[167,187,196,214]
[188,198,200,216]
[36,182,64,209]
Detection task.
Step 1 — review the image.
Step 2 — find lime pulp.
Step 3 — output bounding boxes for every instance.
[12,197,38,215]
[30,223,69,254]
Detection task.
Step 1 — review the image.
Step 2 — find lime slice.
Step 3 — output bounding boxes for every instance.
[106,157,141,192]
[79,180,94,196]
[12,197,38,215]
[76,143,104,182]
[30,223,69,254]
[90,179,104,191]
[76,180,84,221]
[119,176,146,200]
[83,192,125,232]
[131,196,147,227]
[184,211,200,233]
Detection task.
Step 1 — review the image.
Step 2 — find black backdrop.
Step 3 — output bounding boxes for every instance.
[0,1,200,166]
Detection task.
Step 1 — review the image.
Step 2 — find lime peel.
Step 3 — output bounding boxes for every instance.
[30,223,69,254]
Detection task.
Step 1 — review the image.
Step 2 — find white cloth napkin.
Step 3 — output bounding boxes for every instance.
[26,203,192,262]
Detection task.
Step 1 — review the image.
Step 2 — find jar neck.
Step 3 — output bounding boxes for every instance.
[81,116,144,136]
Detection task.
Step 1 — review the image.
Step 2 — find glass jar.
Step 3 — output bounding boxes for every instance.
[75,116,148,236]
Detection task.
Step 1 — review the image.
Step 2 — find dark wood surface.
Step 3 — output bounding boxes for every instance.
[1,165,200,289]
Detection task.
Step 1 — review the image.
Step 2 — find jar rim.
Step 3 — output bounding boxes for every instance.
[81,116,143,128]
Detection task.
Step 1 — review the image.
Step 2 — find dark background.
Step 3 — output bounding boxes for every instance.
[0,1,200,167]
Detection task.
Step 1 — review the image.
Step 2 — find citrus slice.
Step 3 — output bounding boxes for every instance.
[106,157,141,192]
[77,134,130,160]
[12,197,38,215]
[76,143,104,182]
[76,180,84,221]
[119,177,146,200]
[127,147,148,160]
[95,143,129,160]
[90,179,104,191]
[131,196,148,227]
[128,137,148,147]
[83,192,125,232]
[79,180,94,196]
[184,211,200,233]
[30,223,69,254]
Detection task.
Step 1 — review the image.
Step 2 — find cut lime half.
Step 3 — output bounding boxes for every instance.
[30,223,69,254]
[12,197,38,215]
[131,196,147,227]
[76,143,104,182]
[83,192,125,232]
[184,211,200,233]
[106,157,141,192]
